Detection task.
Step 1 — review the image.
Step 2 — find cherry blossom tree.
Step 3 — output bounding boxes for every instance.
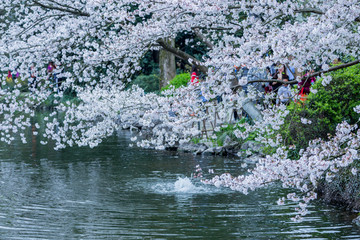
[0,0,360,220]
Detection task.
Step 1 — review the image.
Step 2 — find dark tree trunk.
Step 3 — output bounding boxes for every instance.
[159,38,176,88]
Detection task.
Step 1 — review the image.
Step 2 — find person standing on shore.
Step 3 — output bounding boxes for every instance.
[190,65,199,85]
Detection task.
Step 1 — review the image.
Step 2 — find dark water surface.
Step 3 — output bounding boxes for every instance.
[0,129,360,239]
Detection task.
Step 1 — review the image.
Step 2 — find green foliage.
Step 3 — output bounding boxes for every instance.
[191,137,200,144]
[131,74,160,93]
[216,124,236,146]
[161,73,190,91]
[139,51,159,75]
[280,63,360,152]
[215,118,257,146]
[310,64,360,127]
[261,145,277,156]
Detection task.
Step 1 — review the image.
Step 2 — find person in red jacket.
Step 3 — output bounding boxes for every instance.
[298,69,315,95]
[190,65,199,85]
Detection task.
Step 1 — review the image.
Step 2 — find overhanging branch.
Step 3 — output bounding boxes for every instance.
[306,59,360,79]
[157,39,208,74]
[228,5,360,23]
[32,0,90,17]
[294,8,324,15]
[294,8,360,22]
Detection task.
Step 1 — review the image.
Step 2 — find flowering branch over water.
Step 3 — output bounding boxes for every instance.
[201,121,360,220]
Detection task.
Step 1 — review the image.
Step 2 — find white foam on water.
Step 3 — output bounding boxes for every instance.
[151,177,209,194]
[174,177,199,193]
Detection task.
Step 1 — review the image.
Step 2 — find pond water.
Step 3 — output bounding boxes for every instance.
[0,128,360,239]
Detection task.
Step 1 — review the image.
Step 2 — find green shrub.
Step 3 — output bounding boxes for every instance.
[161,73,190,91]
[131,74,160,93]
[280,63,360,152]
[309,64,360,127]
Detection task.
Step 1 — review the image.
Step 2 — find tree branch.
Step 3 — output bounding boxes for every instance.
[193,26,232,31]
[295,8,360,22]
[157,39,208,74]
[231,60,360,89]
[294,8,324,15]
[193,28,214,49]
[46,0,84,12]
[16,14,68,37]
[306,59,360,79]
[228,6,360,23]
[32,0,90,17]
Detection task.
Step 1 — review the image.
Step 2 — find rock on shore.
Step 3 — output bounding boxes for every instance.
[316,166,360,226]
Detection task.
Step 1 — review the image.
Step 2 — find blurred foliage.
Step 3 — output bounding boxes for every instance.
[131,74,160,93]
[161,73,190,91]
[139,51,159,76]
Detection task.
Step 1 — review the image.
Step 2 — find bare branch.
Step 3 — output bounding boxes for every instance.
[295,8,360,22]
[231,60,360,89]
[306,59,360,79]
[192,26,232,31]
[16,14,69,37]
[229,6,360,23]
[46,0,85,12]
[294,8,324,15]
[32,0,90,17]
[157,39,208,74]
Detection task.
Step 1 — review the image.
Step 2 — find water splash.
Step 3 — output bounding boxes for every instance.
[174,177,198,193]
[151,177,208,194]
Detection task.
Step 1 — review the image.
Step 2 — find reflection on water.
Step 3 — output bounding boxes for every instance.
[0,129,359,239]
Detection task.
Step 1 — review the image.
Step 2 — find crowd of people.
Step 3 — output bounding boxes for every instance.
[235,63,317,106]
[189,63,317,107]
[5,61,63,92]
[183,63,318,123]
